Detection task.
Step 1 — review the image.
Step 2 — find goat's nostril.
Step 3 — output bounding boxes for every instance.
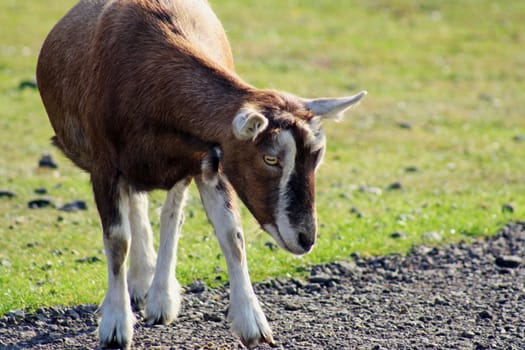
[298,232,315,251]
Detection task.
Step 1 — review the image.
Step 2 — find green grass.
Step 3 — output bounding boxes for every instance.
[1,0,524,315]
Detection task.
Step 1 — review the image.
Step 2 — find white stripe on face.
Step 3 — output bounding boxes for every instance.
[267,130,309,254]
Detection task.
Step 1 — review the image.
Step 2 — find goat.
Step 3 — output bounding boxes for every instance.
[36,0,366,348]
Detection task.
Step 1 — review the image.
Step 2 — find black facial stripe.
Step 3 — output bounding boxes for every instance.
[284,130,315,227]
[285,169,313,227]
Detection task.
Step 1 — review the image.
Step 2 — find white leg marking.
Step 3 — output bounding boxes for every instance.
[196,177,274,348]
[146,179,189,325]
[127,192,157,309]
[98,181,135,349]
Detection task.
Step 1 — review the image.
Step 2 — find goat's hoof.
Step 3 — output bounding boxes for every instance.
[145,282,181,325]
[145,311,176,326]
[240,331,275,349]
[98,315,134,350]
[97,299,135,350]
[229,303,274,349]
[100,337,131,350]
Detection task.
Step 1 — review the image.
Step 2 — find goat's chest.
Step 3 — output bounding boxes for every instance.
[116,131,212,191]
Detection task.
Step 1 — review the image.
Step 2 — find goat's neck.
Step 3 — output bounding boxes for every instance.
[153,52,253,145]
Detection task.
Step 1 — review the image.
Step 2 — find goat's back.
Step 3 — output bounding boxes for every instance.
[37,0,234,172]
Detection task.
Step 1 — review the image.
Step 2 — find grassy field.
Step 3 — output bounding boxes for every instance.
[1,0,524,315]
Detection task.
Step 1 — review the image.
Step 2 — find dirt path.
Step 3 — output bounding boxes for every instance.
[1,222,524,349]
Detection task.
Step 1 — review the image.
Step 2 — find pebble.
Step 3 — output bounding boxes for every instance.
[0,190,16,199]
[387,182,403,191]
[38,154,58,169]
[358,185,382,196]
[308,273,340,285]
[284,302,303,311]
[0,259,12,268]
[513,134,525,142]
[75,256,102,264]
[397,121,412,129]
[495,255,522,268]
[187,280,207,294]
[405,166,419,173]
[501,203,514,214]
[59,200,88,212]
[390,231,407,239]
[264,241,278,251]
[423,231,442,242]
[202,313,222,323]
[28,198,55,209]
[478,310,493,320]
[34,188,48,195]
[19,79,37,90]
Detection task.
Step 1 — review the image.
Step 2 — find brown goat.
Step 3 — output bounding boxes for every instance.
[36,0,366,348]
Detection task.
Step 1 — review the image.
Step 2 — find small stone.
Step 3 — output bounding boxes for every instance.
[433,296,448,306]
[513,134,525,143]
[264,241,278,251]
[66,309,80,320]
[284,285,297,295]
[19,79,37,90]
[0,259,12,268]
[350,207,364,218]
[405,166,419,173]
[28,198,55,209]
[495,255,522,268]
[397,121,412,129]
[308,273,340,285]
[0,190,16,199]
[459,330,475,339]
[52,249,63,256]
[390,231,407,239]
[291,278,308,289]
[423,231,442,242]
[203,313,222,323]
[38,154,58,169]
[387,182,403,191]
[8,309,25,321]
[359,185,382,196]
[305,283,322,292]
[284,302,302,311]
[478,310,492,320]
[501,204,514,214]
[34,188,48,195]
[75,256,102,264]
[59,200,88,212]
[187,280,207,294]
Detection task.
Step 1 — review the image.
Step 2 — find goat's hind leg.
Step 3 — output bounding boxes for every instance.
[145,178,190,325]
[92,175,135,349]
[196,176,274,348]
[127,191,157,310]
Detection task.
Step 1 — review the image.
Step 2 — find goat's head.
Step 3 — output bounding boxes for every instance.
[215,90,366,255]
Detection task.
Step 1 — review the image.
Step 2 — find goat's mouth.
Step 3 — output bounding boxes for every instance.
[262,223,310,255]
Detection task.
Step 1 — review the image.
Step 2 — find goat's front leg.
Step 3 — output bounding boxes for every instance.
[196,176,274,348]
[127,191,157,310]
[92,175,135,349]
[145,178,190,325]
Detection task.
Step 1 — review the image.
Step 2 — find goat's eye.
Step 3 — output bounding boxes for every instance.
[263,155,279,166]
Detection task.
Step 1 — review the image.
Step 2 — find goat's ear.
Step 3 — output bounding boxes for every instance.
[232,108,269,141]
[305,91,367,120]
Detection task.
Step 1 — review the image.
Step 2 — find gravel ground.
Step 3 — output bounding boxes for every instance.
[1,222,524,350]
